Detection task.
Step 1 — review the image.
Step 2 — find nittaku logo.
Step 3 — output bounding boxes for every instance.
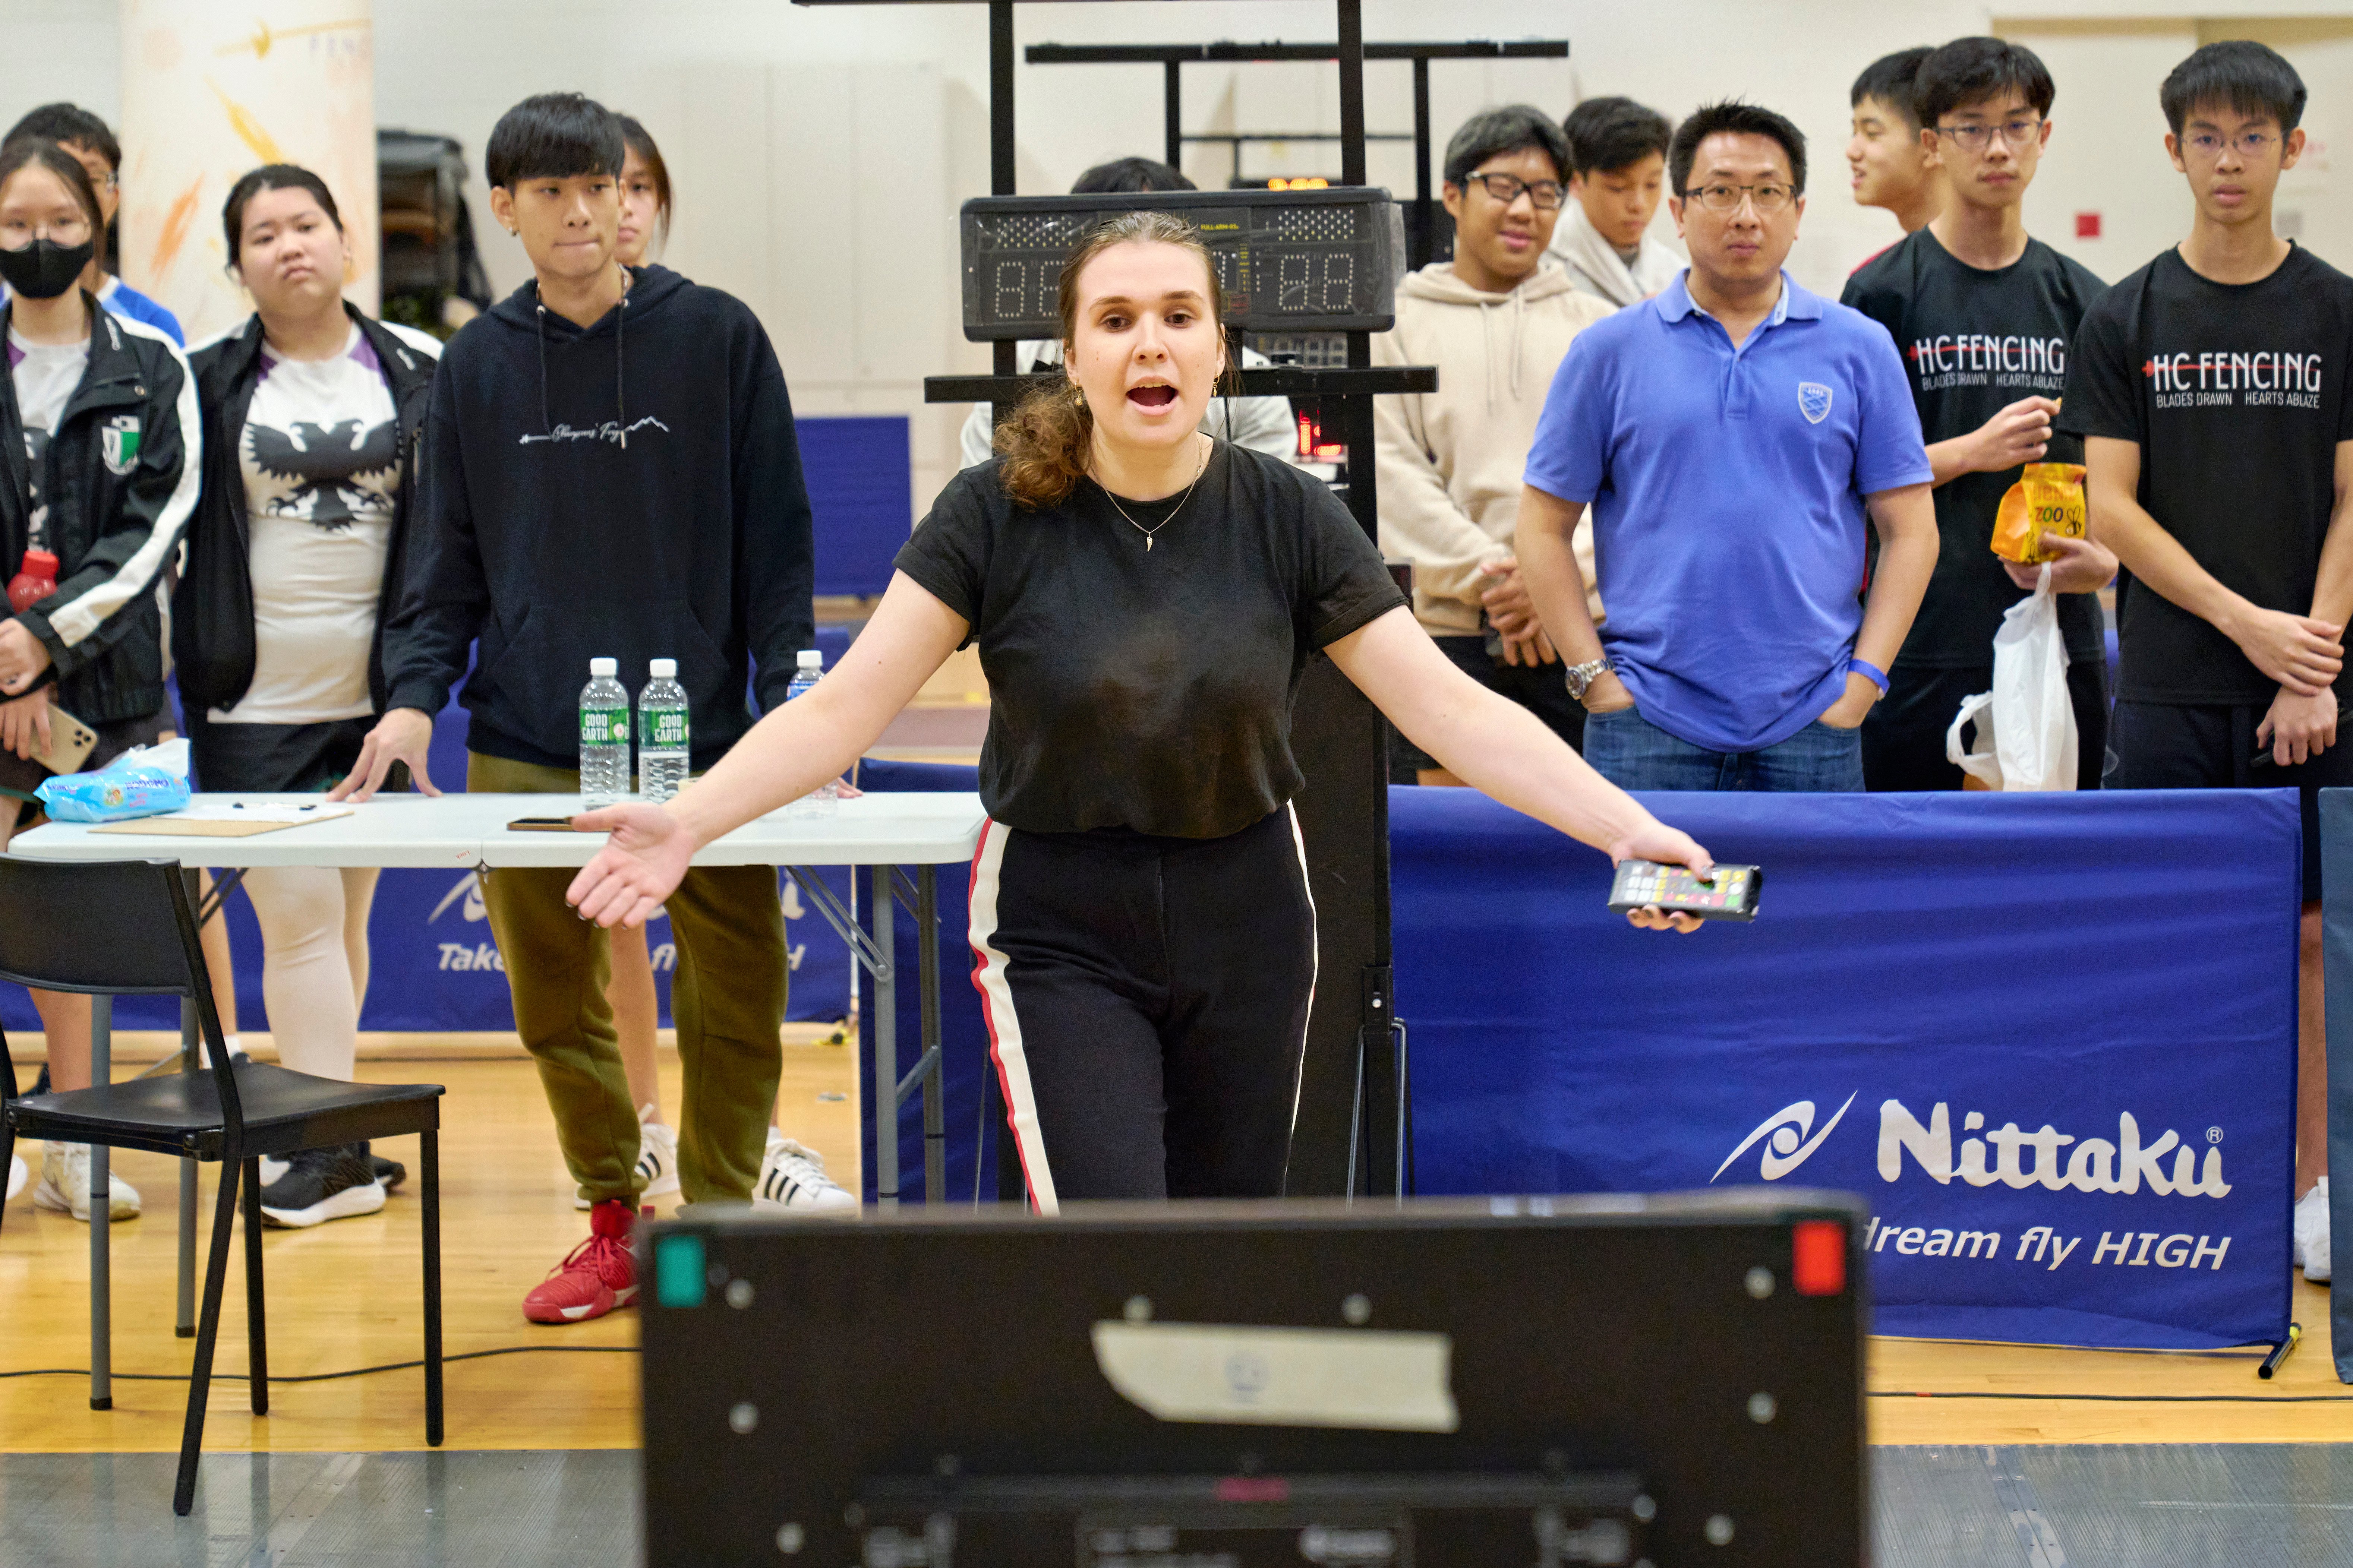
[427,870,489,926]
[1715,1093,2232,1199]
[1712,1094,1857,1182]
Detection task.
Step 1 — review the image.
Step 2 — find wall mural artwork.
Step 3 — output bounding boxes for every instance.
[117,0,379,344]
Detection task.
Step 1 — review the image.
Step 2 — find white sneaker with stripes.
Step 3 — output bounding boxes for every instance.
[574,1106,681,1210]
[755,1130,856,1211]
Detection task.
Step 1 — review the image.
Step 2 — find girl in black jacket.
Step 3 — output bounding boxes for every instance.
[174,165,438,1228]
[0,141,199,1220]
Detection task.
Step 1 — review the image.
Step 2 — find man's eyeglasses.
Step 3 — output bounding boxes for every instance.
[1464,171,1566,210]
[2183,129,2281,161]
[1934,117,2045,153]
[1682,181,1796,215]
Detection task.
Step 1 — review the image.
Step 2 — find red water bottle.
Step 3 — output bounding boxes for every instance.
[7,549,59,615]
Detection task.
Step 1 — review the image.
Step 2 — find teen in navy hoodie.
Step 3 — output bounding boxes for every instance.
[339,94,819,1324]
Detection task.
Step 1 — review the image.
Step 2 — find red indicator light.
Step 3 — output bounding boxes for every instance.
[1792,1220,1847,1296]
[1217,1477,1291,1503]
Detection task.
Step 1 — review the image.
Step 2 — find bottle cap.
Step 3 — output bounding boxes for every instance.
[797,649,824,670]
[648,658,676,678]
[590,657,617,677]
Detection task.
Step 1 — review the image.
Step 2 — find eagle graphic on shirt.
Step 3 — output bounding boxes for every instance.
[242,419,398,532]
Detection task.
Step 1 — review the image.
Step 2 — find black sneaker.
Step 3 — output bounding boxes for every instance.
[370,1153,406,1193]
[258,1145,385,1228]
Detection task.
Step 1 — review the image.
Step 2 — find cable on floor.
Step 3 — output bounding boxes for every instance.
[0,1344,640,1384]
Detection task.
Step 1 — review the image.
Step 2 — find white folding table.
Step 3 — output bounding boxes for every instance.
[10,789,985,1408]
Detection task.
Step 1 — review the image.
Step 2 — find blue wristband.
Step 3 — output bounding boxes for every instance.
[1848,657,1890,695]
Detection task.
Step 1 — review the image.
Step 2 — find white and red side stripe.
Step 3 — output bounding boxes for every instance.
[966,818,1060,1214]
[1283,803,1318,1138]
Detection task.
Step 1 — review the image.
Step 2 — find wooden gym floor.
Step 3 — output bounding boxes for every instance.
[0,1036,2345,1454]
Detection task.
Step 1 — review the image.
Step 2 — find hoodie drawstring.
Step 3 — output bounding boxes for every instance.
[531,277,631,446]
[1477,299,1497,416]
[534,303,552,437]
[1510,285,1527,402]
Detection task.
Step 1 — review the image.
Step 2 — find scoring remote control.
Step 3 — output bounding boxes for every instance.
[1607,860,1763,922]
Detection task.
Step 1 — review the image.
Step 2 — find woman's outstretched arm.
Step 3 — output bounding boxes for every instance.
[1324,606,1713,931]
[565,570,969,927]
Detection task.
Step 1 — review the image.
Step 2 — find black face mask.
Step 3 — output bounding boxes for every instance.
[0,237,94,301]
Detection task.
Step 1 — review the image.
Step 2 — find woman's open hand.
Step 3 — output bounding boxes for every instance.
[565,803,697,927]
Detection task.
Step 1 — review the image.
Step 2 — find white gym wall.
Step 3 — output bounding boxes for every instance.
[4,1,2343,518]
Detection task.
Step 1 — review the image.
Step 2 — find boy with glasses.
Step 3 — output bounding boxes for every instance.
[1374,106,1611,782]
[2060,40,2353,1281]
[1549,97,1680,307]
[1517,101,1938,792]
[1846,50,1950,251]
[2,104,183,346]
[1843,37,2117,793]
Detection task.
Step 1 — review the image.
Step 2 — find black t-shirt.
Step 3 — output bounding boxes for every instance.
[895,441,1407,838]
[2059,243,2353,705]
[1843,228,2107,667]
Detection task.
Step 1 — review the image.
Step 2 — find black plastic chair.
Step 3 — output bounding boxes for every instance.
[0,855,445,1514]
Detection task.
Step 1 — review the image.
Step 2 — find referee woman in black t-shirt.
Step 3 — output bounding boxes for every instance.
[566,211,1715,1209]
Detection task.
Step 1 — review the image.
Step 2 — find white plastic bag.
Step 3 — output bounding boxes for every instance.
[1944,565,2077,792]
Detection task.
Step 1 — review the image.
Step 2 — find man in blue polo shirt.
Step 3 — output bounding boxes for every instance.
[1518,99,1938,791]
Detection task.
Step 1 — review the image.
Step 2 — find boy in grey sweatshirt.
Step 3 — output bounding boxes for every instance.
[1374,107,1611,782]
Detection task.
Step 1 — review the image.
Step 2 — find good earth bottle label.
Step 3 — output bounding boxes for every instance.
[580,708,630,747]
[644,710,688,749]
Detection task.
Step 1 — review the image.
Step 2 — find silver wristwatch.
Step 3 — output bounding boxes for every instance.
[1564,658,1616,702]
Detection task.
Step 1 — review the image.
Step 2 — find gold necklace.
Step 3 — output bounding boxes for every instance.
[1099,436,1208,551]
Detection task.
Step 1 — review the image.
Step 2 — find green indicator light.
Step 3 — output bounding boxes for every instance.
[655,1233,707,1308]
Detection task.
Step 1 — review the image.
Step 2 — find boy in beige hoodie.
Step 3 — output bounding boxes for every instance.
[1375,106,1614,783]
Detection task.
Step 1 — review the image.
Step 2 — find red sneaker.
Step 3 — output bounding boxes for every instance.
[523,1199,638,1324]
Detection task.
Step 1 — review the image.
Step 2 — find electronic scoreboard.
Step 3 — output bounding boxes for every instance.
[959,187,1407,341]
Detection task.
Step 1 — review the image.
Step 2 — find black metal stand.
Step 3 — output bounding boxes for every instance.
[1025,37,1568,268]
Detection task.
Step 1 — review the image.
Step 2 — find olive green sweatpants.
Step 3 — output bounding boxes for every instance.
[469,752,786,1204]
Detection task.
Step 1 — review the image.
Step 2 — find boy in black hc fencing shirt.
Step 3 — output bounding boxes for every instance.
[2060,41,2353,1281]
[1844,37,2117,792]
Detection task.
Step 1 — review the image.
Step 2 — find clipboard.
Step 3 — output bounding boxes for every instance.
[88,805,354,838]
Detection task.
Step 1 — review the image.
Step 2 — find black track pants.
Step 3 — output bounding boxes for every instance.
[967,806,1318,1210]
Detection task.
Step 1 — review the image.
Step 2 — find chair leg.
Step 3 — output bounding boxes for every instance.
[175,1157,242,1517]
[241,1158,267,1416]
[422,1129,443,1447]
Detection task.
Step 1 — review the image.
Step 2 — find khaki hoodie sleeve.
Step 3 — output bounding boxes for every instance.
[1372,325,1511,632]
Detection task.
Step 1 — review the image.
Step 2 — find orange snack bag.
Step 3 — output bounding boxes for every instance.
[1991,461,2087,565]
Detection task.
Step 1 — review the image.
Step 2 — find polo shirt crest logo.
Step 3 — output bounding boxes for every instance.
[1797,382,1833,425]
[100,414,141,475]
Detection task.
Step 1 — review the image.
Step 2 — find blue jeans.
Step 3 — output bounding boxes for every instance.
[1583,705,1865,792]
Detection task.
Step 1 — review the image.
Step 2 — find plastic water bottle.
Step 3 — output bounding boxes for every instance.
[785,649,837,818]
[578,657,632,808]
[637,658,690,803]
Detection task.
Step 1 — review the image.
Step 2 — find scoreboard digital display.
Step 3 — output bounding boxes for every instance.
[960,188,1406,342]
